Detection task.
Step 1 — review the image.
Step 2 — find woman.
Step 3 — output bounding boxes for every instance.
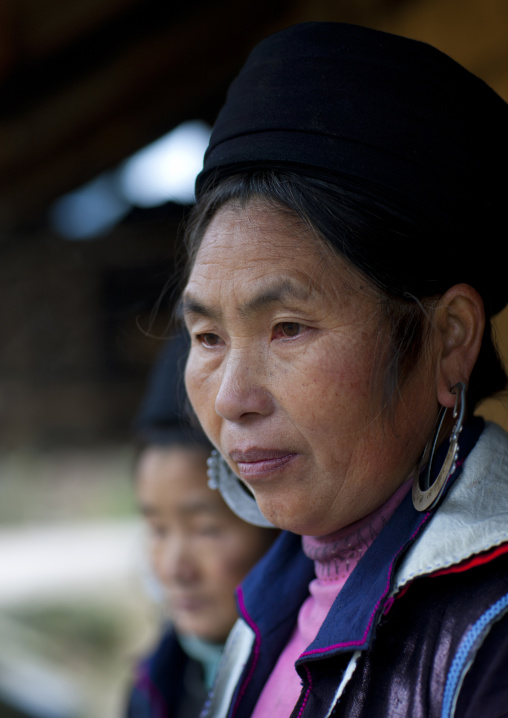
[181,22,508,718]
[127,331,277,718]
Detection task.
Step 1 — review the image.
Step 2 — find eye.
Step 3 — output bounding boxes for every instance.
[273,322,304,339]
[196,332,223,348]
[195,524,223,538]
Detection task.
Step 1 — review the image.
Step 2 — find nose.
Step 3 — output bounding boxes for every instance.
[157,535,198,586]
[215,346,273,422]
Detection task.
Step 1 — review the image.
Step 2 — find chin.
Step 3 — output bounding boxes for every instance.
[176,618,229,644]
[255,490,321,536]
[256,501,316,535]
[256,494,347,537]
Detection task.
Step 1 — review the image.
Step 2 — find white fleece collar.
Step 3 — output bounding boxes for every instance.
[395,421,508,591]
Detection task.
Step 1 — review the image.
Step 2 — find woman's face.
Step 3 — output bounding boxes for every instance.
[137,445,273,642]
[184,200,438,536]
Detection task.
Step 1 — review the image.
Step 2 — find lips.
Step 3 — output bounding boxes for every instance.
[171,596,211,613]
[228,448,297,478]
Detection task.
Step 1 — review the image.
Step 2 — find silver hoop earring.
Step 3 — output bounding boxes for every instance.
[412,382,467,512]
[207,450,275,527]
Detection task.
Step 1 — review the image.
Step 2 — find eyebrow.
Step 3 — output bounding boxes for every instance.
[180,295,222,322]
[182,279,311,322]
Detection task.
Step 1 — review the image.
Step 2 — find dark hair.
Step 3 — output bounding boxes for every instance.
[183,169,506,414]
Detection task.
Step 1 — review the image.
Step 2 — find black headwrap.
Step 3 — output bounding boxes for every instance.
[196,22,508,315]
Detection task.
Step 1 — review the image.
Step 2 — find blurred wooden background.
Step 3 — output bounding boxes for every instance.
[1,0,507,444]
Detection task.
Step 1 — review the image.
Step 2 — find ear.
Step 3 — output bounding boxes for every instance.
[434,284,485,409]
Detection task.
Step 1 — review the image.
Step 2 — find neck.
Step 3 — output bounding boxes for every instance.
[303,478,412,581]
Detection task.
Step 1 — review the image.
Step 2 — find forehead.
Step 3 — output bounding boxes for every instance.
[185,200,347,300]
[137,447,227,514]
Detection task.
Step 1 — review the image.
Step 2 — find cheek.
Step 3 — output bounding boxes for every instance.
[205,540,258,590]
[149,540,165,579]
[185,353,220,439]
[276,348,372,431]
